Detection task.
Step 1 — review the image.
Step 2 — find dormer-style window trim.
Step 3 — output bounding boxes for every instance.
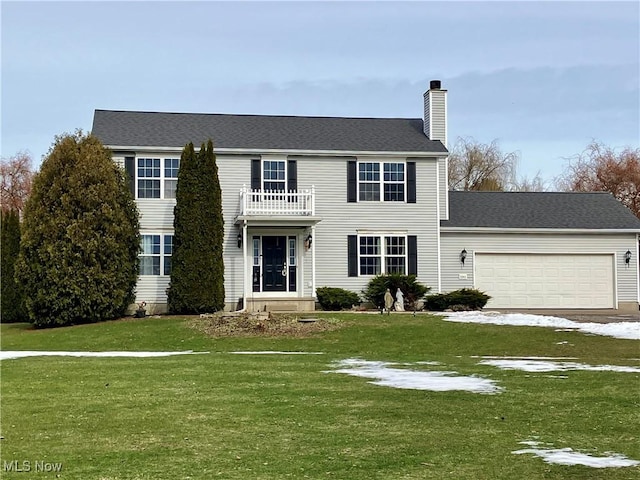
[348,159,416,203]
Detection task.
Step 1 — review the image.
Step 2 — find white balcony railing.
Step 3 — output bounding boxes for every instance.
[239,185,315,216]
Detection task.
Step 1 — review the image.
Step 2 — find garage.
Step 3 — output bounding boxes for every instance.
[474,253,615,309]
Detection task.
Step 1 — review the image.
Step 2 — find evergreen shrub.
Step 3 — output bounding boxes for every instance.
[16,132,140,327]
[316,287,360,311]
[167,140,225,313]
[424,288,491,311]
[362,274,430,311]
[1,210,26,322]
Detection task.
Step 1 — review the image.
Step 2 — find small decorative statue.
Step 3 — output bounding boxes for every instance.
[395,288,405,312]
[383,288,394,315]
[135,301,147,318]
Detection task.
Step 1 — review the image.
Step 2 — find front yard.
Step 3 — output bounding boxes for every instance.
[1,313,638,479]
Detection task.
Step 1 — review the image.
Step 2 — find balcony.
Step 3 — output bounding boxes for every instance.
[238,185,316,217]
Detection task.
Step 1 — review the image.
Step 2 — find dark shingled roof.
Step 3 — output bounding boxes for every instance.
[91,110,447,153]
[442,191,640,230]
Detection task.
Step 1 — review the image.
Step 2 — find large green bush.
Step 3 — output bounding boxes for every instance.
[167,140,225,313]
[316,287,360,311]
[1,210,26,322]
[424,288,491,311]
[16,132,140,328]
[362,274,430,311]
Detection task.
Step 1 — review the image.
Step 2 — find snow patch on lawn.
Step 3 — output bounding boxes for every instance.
[326,359,502,394]
[0,351,208,360]
[229,351,324,355]
[513,440,640,468]
[480,358,640,373]
[441,311,640,340]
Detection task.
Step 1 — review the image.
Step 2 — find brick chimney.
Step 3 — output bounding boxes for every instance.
[423,80,447,146]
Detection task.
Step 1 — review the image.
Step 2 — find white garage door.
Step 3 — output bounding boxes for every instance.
[475,254,615,309]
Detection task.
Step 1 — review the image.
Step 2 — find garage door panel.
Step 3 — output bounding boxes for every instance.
[475,254,614,309]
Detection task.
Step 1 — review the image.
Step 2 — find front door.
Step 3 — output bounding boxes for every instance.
[262,236,287,292]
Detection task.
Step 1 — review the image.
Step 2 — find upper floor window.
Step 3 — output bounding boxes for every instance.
[357,161,405,202]
[140,234,173,276]
[263,160,286,192]
[251,158,297,194]
[137,158,179,199]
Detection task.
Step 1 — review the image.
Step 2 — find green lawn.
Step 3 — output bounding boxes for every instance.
[1,314,639,479]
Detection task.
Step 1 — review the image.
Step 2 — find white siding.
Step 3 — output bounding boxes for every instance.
[138,200,175,230]
[423,93,431,137]
[298,156,441,296]
[129,151,442,308]
[441,232,639,304]
[438,157,448,221]
[429,91,447,145]
[112,155,125,170]
[135,276,170,306]
[217,155,253,306]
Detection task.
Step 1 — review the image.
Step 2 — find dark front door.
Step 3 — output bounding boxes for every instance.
[262,236,287,292]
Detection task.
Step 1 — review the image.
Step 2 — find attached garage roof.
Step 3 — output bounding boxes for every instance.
[442,191,640,230]
[91,109,447,154]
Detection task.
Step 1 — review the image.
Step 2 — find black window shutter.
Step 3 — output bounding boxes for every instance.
[124,156,135,196]
[408,235,418,275]
[407,162,416,203]
[287,159,297,192]
[251,159,261,191]
[348,235,358,277]
[347,161,357,203]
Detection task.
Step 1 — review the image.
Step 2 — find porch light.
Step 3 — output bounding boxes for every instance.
[625,250,632,265]
[237,231,242,249]
[305,234,313,250]
[460,248,467,265]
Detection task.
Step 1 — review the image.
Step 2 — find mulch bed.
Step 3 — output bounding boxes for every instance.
[187,312,345,337]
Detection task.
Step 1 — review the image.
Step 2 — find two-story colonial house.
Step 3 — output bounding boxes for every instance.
[92,81,640,313]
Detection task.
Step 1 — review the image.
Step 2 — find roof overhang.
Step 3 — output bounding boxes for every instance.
[235,215,323,227]
[105,145,447,158]
[440,227,640,234]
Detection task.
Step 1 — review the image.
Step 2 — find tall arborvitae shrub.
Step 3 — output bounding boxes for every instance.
[16,132,140,328]
[1,210,26,322]
[167,140,225,313]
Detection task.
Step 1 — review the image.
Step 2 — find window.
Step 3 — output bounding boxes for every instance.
[263,160,285,191]
[358,161,405,202]
[164,159,179,199]
[383,163,405,201]
[384,236,406,274]
[138,158,160,198]
[140,234,173,276]
[359,235,406,275]
[359,236,381,275]
[289,237,296,267]
[137,158,179,199]
[163,235,173,275]
[140,235,160,275]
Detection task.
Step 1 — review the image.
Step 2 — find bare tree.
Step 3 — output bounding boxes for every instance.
[1,151,34,213]
[448,137,519,191]
[512,172,548,192]
[556,141,640,217]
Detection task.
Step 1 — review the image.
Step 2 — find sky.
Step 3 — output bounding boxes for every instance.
[1,0,639,184]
